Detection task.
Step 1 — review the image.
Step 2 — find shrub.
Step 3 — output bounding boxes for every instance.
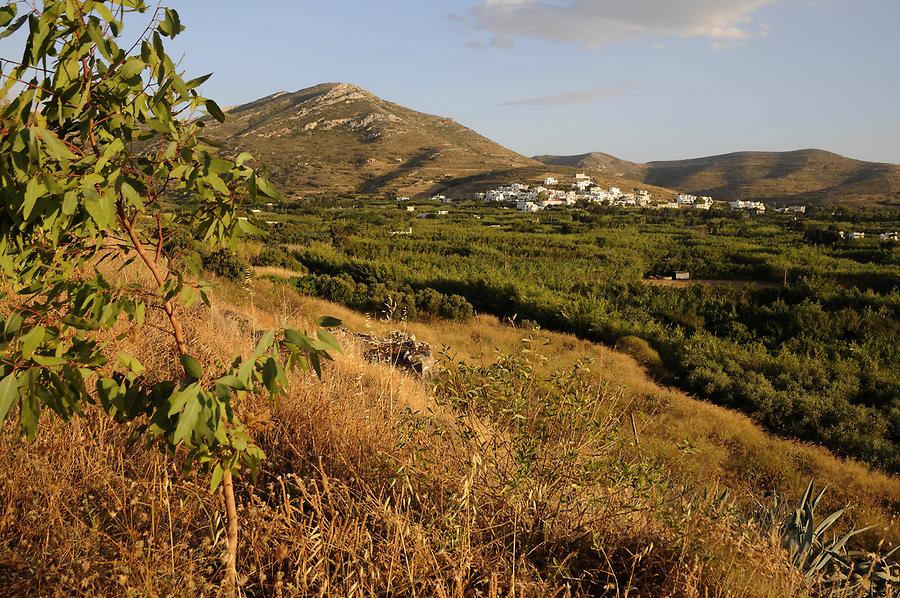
[252,246,305,272]
[203,249,250,280]
[615,336,664,372]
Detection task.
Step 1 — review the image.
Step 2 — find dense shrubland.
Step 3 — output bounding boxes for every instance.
[247,200,899,473]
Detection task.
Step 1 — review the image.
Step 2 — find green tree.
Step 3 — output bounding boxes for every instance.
[0,2,339,593]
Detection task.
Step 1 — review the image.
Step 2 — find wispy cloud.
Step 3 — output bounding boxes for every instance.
[461,0,780,48]
[500,85,643,107]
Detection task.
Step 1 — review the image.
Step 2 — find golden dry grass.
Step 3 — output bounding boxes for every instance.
[0,272,892,596]
[287,289,900,550]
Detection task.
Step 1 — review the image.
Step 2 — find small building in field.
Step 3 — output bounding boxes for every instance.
[674,271,691,281]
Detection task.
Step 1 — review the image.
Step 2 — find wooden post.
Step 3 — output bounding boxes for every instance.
[630,413,640,447]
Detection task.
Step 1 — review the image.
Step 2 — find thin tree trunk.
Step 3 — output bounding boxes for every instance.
[222,470,240,597]
[121,213,241,596]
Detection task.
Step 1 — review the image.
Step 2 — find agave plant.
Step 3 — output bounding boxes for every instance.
[781,480,900,596]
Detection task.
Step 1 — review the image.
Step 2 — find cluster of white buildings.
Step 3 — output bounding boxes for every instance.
[838,231,898,242]
[416,174,817,218]
[481,174,657,212]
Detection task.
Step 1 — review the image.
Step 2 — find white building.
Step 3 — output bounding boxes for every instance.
[517,200,540,213]
[879,232,898,241]
[848,232,866,240]
[776,205,807,214]
[544,177,558,186]
[729,200,766,212]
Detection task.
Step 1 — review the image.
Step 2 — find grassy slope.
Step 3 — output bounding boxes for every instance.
[1,272,897,595]
[291,292,900,551]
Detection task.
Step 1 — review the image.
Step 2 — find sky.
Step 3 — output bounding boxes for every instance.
[3,0,899,164]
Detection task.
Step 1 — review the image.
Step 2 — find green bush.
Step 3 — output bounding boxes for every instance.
[203,249,249,281]
[615,336,664,372]
[252,246,305,272]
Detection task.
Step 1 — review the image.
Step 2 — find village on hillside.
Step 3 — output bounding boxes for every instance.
[412,173,808,214]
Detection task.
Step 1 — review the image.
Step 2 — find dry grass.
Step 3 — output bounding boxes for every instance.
[0,274,891,596]
[288,290,900,550]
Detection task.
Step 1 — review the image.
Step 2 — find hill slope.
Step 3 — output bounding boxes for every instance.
[204,83,667,199]
[535,149,900,206]
[204,83,538,197]
[533,151,644,178]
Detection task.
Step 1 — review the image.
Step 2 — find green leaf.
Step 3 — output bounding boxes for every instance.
[284,328,314,352]
[215,375,245,390]
[254,331,275,357]
[31,127,75,162]
[316,329,342,354]
[173,391,202,446]
[209,464,225,492]
[117,352,146,375]
[318,316,343,328]
[32,355,66,367]
[4,313,23,335]
[23,177,46,221]
[0,373,20,425]
[255,176,285,201]
[205,99,226,123]
[0,4,17,29]
[20,325,45,360]
[167,382,200,417]
[180,354,204,380]
[118,57,145,80]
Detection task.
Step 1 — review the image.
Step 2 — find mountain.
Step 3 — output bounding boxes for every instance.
[204,83,537,197]
[532,152,644,179]
[535,149,900,206]
[204,83,664,198]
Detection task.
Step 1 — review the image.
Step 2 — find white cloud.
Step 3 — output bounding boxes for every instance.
[500,84,643,107]
[464,0,781,48]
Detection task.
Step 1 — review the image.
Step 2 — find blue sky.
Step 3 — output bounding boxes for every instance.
[4,1,900,163]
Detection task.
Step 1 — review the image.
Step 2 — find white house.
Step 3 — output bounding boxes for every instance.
[848,232,866,240]
[879,232,898,241]
[730,200,766,212]
[544,177,558,186]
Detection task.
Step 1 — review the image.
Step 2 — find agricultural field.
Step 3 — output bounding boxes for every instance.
[232,199,900,474]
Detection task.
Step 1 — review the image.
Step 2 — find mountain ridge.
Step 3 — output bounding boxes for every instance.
[205,82,898,206]
[534,148,900,206]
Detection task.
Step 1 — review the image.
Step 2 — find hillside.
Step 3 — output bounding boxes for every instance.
[535,149,900,206]
[203,83,664,199]
[4,267,897,594]
[533,151,644,178]
[203,83,537,197]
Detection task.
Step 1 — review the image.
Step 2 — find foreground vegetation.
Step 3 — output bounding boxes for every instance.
[235,199,900,476]
[5,277,898,595]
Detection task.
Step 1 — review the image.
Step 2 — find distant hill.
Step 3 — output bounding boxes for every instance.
[204,83,537,197]
[203,83,664,198]
[533,152,644,179]
[535,149,900,206]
